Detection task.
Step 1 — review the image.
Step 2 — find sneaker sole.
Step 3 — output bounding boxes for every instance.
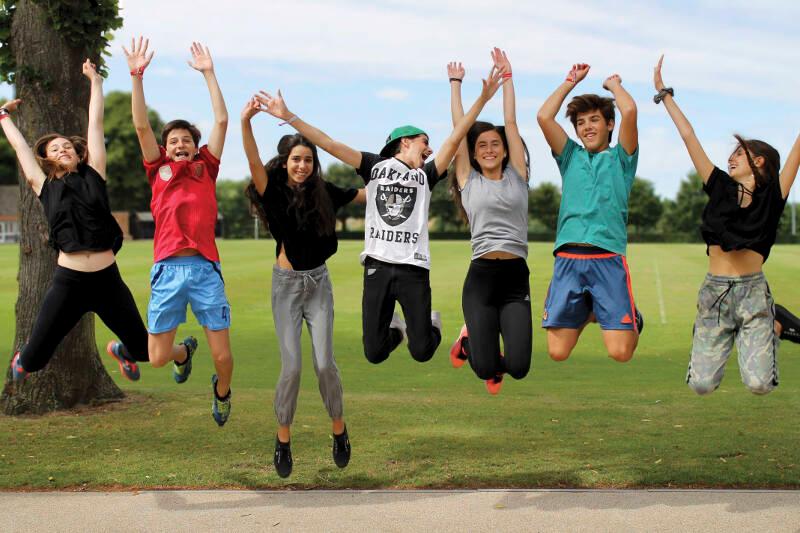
[449,326,469,368]
[105,341,140,382]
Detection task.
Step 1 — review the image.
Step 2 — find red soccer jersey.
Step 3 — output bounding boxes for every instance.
[144,145,221,263]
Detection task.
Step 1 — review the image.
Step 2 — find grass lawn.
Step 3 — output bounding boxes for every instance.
[0,240,798,489]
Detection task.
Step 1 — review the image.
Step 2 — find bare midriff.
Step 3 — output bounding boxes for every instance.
[479,250,520,260]
[172,248,201,257]
[707,245,764,277]
[276,245,294,270]
[57,249,115,272]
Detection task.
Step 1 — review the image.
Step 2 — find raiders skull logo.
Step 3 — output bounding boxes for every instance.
[376,184,416,226]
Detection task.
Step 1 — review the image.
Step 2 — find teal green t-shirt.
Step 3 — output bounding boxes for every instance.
[552,138,638,256]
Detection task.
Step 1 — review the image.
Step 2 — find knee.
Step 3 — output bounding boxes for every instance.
[548,347,571,362]
[607,347,634,363]
[408,343,435,363]
[743,377,776,396]
[471,360,496,381]
[279,364,301,384]
[504,359,531,380]
[364,346,390,365]
[688,378,719,396]
[148,348,172,368]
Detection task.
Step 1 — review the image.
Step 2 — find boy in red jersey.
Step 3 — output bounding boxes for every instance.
[125,37,233,426]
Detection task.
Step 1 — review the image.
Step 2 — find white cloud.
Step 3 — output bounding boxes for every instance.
[376,88,409,101]
[115,0,800,101]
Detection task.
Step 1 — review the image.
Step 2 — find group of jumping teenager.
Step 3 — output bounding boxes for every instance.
[3,38,800,479]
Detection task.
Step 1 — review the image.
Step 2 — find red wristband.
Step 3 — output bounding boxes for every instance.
[0,108,10,120]
[502,72,513,79]
[130,67,145,79]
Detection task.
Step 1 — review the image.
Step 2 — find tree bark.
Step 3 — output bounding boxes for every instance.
[1,0,123,415]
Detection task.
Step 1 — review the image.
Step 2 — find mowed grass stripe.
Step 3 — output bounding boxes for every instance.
[0,241,798,489]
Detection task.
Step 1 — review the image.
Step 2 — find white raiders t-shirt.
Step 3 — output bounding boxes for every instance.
[357,152,446,269]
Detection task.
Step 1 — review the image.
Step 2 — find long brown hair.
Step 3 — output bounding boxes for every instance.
[733,134,780,188]
[33,134,88,179]
[449,121,529,223]
[246,134,336,236]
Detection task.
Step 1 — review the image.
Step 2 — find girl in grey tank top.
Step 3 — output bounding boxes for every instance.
[445,48,533,395]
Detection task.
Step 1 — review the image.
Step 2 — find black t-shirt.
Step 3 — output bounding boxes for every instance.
[259,177,357,270]
[700,166,787,262]
[38,164,123,254]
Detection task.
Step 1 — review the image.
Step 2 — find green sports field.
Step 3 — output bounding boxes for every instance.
[0,240,798,489]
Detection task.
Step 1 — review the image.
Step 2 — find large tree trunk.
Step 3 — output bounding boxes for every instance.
[1,0,123,415]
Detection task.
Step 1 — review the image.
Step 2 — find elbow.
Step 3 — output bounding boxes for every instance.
[216,116,229,128]
[536,112,550,126]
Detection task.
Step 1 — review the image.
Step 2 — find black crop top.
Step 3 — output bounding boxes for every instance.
[700,167,786,262]
[259,177,357,271]
[38,164,123,254]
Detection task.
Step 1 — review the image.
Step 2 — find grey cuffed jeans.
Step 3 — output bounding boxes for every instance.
[272,264,344,425]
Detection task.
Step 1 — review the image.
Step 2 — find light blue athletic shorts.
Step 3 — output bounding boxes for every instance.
[147,255,231,334]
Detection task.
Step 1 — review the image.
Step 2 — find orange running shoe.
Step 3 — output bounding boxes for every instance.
[449,324,469,368]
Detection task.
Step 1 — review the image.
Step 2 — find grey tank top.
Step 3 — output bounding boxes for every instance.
[460,166,529,260]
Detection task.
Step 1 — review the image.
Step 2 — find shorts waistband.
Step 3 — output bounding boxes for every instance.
[157,255,218,266]
[556,246,619,260]
[272,263,328,279]
[704,272,766,285]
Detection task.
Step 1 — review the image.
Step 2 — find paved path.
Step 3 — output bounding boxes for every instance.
[3,489,800,532]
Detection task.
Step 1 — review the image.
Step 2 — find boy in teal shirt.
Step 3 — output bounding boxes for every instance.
[536,63,642,363]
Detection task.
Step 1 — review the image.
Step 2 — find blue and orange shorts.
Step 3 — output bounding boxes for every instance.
[542,246,638,331]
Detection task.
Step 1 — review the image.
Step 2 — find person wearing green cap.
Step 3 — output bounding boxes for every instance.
[255,64,505,364]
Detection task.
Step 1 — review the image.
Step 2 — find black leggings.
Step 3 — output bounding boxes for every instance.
[19,263,149,372]
[462,258,532,380]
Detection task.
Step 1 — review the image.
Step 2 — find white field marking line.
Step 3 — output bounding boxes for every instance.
[653,259,667,325]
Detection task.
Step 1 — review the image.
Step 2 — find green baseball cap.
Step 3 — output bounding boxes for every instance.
[379,125,427,157]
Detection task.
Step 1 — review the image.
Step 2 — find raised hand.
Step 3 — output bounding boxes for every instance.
[654,54,666,91]
[480,65,506,101]
[255,90,292,121]
[603,74,622,91]
[241,96,261,121]
[491,47,512,76]
[566,63,590,84]
[81,58,101,82]
[447,61,465,81]
[122,36,155,74]
[1,98,21,113]
[188,42,214,73]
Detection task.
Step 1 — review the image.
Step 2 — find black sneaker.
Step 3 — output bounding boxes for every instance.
[332,426,351,468]
[274,437,293,478]
[635,308,644,335]
[775,304,800,344]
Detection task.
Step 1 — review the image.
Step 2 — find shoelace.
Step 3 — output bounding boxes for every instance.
[710,280,735,325]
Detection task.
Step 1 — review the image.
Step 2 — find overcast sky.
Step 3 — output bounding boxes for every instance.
[4,0,800,200]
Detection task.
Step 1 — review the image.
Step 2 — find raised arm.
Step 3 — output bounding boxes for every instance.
[241,97,268,195]
[82,59,107,179]
[188,42,228,159]
[447,61,470,187]
[434,65,505,176]
[492,47,527,179]
[654,55,714,182]
[0,100,47,194]
[779,134,800,199]
[123,37,159,163]
[603,74,637,155]
[256,89,362,169]
[537,64,589,156]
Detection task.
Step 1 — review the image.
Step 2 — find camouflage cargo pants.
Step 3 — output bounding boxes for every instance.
[687,272,779,395]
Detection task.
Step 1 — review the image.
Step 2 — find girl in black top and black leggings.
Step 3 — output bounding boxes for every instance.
[3,60,186,383]
[654,56,800,395]
[242,97,365,478]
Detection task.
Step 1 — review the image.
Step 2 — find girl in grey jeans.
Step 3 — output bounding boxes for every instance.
[242,97,366,478]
